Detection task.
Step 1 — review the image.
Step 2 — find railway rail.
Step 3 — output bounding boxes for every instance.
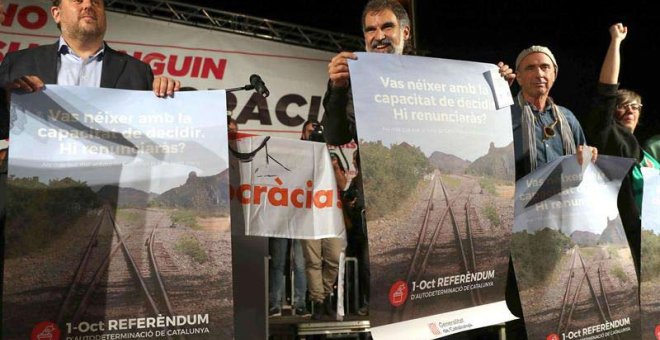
[391,173,485,322]
[55,207,182,338]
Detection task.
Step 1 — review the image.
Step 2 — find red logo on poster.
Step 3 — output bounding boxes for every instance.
[428,322,442,336]
[31,321,60,340]
[546,333,560,340]
[654,324,660,340]
[388,280,408,307]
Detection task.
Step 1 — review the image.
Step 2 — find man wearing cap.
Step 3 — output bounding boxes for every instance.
[500,46,597,337]
[508,45,596,178]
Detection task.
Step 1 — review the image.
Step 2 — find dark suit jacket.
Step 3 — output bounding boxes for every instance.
[0,41,154,138]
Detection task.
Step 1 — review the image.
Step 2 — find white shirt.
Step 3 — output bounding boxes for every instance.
[57,37,104,87]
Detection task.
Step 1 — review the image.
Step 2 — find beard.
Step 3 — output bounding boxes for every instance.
[367,36,405,55]
[72,23,104,40]
[62,12,106,42]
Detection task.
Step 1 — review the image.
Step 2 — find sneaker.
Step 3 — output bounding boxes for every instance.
[323,295,337,319]
[356,299,370,316]
[295,306,311,317]
[311,300,324,320]
[268,306,281,317]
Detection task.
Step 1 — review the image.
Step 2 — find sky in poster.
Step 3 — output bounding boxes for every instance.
[9,86,228,194]
[349,53,513,161]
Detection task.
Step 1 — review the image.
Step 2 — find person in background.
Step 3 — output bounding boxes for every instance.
[267,121,316,318]
[339,151,370,316]
[268,236,310,317]
[330,153,347,189]
[227,116,238,134]
[585,23,659,277]
[645,135,660,161]
[300,119,344,320]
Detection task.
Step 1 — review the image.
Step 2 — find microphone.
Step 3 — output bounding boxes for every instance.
[250,74,270,98]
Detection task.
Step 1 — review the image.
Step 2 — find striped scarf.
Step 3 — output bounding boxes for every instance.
[518,92,576,171]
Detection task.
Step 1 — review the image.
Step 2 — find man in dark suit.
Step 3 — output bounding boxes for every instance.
[0,0,179,97]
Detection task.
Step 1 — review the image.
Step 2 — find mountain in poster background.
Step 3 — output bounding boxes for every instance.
[95,169,229,213]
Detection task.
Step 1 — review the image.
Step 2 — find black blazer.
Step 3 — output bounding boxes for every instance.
[0,41,154,90]
[0,41,154,138]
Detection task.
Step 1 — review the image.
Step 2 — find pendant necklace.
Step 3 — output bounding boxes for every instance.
[542,114,559,140]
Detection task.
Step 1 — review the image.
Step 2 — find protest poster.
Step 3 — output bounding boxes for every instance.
[3,86,232,339]
[641,167,660,340]
[512,154,641,340]
[348,53,516,339]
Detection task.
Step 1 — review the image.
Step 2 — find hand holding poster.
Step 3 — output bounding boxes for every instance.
[3,87,232,339]
[347,53,516,339]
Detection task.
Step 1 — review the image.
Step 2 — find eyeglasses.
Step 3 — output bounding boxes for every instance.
[616,102,643,111]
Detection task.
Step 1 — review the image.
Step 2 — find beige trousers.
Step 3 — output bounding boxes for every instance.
[301,237,344,302]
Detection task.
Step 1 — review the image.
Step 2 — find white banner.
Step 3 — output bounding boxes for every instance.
[1,0,334,137]
[229,134,345,239]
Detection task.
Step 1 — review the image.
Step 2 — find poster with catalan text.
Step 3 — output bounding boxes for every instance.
[3,86,232,339]
[348,53,516,339]
[512,154,641,340]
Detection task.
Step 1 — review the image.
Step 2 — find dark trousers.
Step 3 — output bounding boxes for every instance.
[346,209,370,307]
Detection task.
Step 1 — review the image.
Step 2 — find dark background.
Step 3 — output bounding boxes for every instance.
[186,0,658,143]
